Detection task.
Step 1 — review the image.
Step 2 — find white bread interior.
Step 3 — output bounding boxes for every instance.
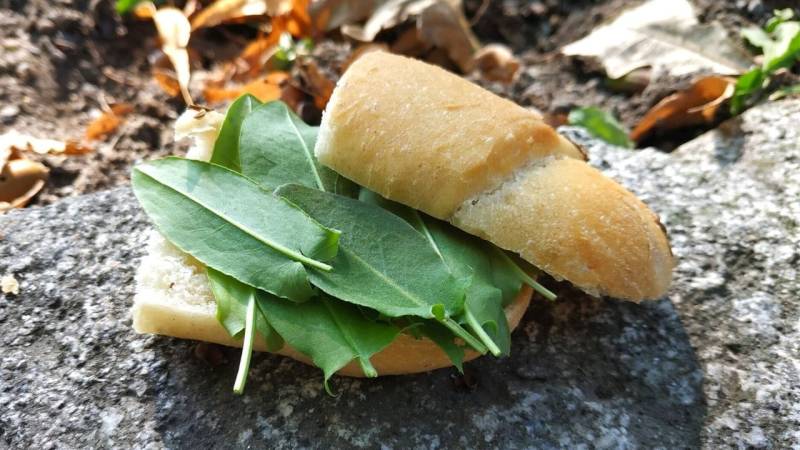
[133,232,532,377]
[315,51,674,301]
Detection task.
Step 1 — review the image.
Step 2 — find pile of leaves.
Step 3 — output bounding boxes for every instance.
[132,96,554,393]
[560,1,799,148]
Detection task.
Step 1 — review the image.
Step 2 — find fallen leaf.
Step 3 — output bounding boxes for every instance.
[0,158,48,212]
[561,0,752,78]
[191,0,291,30]
[340,0,479,73]
[295,59,334,109]
[471,44,520,83]
[310,0,379,32]
[568,107,633,148]
[341,0,437,42]
[0,131,92,156]
[85,104,134,141]
[153,7,193,104]
[631,76,734,142]
[204,71,289,103]
[604,67,652,94]
[1,274,19,295]
[416,0,478,72]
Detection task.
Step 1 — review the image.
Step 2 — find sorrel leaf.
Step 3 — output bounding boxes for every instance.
[257,293,400,391]
[210,94,261,172]
[238,101,338,190]
[132,157,339,302]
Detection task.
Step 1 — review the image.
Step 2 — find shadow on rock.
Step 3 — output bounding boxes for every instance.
[148,283,706,448]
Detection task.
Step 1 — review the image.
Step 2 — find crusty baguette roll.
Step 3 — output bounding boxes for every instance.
[316,51,673,301]
[133,233,532,376]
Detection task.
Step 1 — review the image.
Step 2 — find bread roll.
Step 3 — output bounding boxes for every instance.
[133,233,532,376]
[316,51,673,300]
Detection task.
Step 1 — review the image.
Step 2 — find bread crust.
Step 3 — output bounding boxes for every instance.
[133,285,532,377]
[315,51,585,220]
[315,51,674,300]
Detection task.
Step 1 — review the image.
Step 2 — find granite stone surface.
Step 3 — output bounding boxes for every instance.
[1,99,798,449]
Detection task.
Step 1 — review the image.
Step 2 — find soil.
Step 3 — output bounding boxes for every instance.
[0,0,796,207]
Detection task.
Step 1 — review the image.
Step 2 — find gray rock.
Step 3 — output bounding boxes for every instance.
[1,99,798,449]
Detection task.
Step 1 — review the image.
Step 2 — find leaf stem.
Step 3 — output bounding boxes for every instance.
[357,358,378,378]
[464,309,502,356]
[233,295,257,394]
[494,248,557,301]
[438,316,488,354]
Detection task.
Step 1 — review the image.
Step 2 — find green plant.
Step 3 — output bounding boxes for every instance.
[734,9,800,113]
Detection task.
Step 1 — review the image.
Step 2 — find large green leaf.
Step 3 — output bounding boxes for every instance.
[132,157,340,302]
[210,94,261,172]
[278,184,490,353]
[207,268,284,351]
[238,101,339,191]
[277,184,465,318]
[257,293,400,390]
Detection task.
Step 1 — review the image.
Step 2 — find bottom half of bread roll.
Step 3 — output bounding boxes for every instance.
[133,232,532,377]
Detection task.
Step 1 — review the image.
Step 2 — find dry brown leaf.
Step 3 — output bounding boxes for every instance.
[296,59,335,109]
[471,44,520,83]
[338,0,479,73]
[561,0,751,78]
[204,71,289,103]
[631,76,735,142]
[133,1,156,19]
[283,0,312,36]
[416,0,478,72]
[310,0,378,32]
[341,0,435,42]
[85,104,134,141]
[153,7,193,104]
[0,158,48,212]
[0,131,92,156]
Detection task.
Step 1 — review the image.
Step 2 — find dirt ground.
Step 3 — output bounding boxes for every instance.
[0,0,795,206]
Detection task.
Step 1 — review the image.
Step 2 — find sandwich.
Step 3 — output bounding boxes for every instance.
[131,51,673,393]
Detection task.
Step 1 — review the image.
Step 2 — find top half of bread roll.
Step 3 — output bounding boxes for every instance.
[315,51,674,301]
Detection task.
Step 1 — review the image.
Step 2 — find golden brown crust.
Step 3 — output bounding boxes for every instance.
[315,51,674,300]
[133,286,532,377]
[452,158,673,300]
[315,51,585,219]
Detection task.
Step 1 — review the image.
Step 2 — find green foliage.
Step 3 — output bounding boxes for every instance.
[257,293,399,392]
[735,9,800,113]
[115,0,144,14]
[238,101,339,191]
[210,94,262,172]
[567,107,633,148]
[273,33,314,70]
[133,98,556,392]
[131,157,339,302]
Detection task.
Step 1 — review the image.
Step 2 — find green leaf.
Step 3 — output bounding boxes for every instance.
[115,0,144,14]
[731,68,766,114]
[762,21,800,73]
[358,189,510,355]
[210,94,262,172]
[276,184,466,319]
[257,293,400,391]
[567,107,633,148]
[415,321,465,372]
[741,26,773,50]
[766,8,795,33]
[239,101,338,191]
[132,157,340,302]
[207,268,283,351]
